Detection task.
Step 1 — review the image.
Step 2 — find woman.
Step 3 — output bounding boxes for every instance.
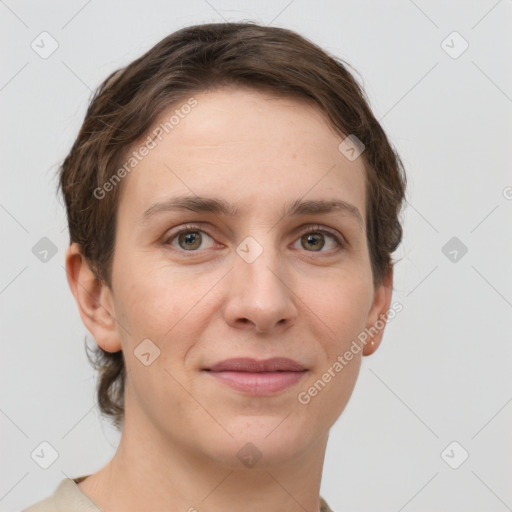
[23,21,406,512]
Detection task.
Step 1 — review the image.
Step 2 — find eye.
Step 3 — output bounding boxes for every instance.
[164,225,215,252]
[163,224,345,256]
[292,226,344,253]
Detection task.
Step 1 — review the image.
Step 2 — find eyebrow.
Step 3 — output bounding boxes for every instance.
[140,195,364,228]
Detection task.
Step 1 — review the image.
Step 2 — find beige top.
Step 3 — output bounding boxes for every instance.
[22,475,335,512]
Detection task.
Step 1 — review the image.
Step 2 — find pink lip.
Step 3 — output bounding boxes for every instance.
[204,370,307,394]
[203,357,308,395]
[205,357,306,373]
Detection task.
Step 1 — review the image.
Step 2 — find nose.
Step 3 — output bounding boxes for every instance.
[222,244,298,334]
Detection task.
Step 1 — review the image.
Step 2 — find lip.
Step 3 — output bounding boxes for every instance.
[205,357,306,373]
[202,357,308,395]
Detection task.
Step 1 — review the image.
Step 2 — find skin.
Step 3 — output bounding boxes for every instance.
[66,86,393,512]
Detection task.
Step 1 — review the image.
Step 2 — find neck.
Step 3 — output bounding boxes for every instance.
[79,394,329,512]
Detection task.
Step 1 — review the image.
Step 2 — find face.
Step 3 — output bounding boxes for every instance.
[91,87,391,468]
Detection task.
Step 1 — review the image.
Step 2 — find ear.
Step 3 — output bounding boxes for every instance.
[65,242,122,353]
[362,265,394,356]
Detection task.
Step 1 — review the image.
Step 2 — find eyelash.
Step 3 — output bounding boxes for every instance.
[163,223,345,256]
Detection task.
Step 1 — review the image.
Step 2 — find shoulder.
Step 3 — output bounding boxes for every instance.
[21,492,57,512]
[21,477,101,512]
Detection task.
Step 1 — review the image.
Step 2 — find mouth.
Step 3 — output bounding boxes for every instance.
[202,357,308,395]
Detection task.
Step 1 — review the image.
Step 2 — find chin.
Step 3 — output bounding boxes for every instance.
[196,418,315,470]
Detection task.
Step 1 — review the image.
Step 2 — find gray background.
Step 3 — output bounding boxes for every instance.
[1,1,511,511]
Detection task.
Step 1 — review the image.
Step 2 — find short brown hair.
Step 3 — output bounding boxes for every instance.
[59,21,407,430]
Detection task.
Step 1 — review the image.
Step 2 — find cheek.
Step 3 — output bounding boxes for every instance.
[114,258,218,359]
[299,277,370,424]
[115,274,197,398]
[307,272,372,344]
[113,265,184,342]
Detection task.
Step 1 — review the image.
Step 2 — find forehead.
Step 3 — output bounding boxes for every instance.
[117,87,367,223]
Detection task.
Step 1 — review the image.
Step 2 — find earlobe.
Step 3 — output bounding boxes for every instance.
[65,243,122,353]
[362,266,394,356]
